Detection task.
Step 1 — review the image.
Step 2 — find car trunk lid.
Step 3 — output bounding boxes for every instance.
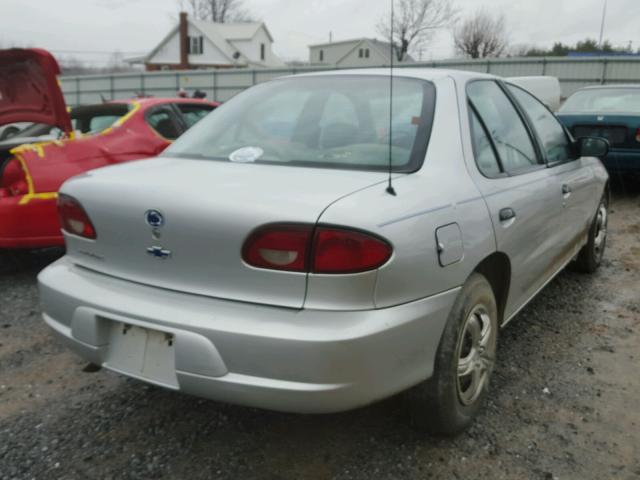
[0,48,72,133]
[61,157,386,308]
[558,113,640,149]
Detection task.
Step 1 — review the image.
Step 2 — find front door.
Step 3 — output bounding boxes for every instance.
[506,83,599,262]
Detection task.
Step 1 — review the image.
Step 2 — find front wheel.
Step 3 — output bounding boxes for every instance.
[574,194,608,273]
[408,273,498,435]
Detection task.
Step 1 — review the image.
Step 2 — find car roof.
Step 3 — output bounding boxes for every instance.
[109,97,219,107]
[577,84,640,91]
[289,67,496,83]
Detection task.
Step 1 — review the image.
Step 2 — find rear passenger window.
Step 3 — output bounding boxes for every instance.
[470,108,501,177]
[468,81,540,174]
[507,85,572,165]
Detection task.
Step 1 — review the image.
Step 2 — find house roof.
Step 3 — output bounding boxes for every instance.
[312,38,415,64]
[203,22,274,42]
[135,19,276,66]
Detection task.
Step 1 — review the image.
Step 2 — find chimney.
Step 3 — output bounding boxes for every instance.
[179,11,189,69]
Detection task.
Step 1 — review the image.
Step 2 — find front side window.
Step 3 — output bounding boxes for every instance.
[164,76,436,172]
[468,81,540,174]
[508,84,572,165]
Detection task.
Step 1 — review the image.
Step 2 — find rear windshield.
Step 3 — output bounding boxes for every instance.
[560,88,640,113]
[163,75,435,172]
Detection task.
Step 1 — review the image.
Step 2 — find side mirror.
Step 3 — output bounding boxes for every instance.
[578,137,609,158]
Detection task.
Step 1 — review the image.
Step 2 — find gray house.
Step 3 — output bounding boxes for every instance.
[308,38,414,67]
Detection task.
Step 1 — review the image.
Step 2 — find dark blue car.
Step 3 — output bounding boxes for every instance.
[557,85,640,177]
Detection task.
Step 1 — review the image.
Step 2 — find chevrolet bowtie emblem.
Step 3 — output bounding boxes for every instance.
[147,246,172,259]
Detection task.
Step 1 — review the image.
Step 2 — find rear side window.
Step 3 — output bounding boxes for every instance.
[507,85,572,165]
[88,115,120,133]
[177,104,215,129]
[70,104,130,134]
[469,107,501,177]
[468,81,540,174]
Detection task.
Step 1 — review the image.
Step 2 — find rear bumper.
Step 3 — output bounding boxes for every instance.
[0,196,63,248]
[603,149,640,173]
[38,258,458,413]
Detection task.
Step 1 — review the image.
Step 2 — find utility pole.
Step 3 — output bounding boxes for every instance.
[598,0,608,50]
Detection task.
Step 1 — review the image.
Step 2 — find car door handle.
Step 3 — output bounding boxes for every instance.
[499,208,516,222]
[562,184,572,196]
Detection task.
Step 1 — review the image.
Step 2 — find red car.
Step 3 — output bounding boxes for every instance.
[0,48,218,249]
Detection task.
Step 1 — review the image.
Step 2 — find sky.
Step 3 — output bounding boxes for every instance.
[1,0,639,66]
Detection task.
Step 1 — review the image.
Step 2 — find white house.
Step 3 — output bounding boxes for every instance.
[308,38,414,68]
[131,12,284,71]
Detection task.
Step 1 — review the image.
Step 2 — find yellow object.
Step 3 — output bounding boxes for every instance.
[101,100,141,136]
[9,152,58,206]
[8,100,142,205]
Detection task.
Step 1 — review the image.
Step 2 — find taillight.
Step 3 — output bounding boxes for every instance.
[242,224,312,272]
[57,194,97,239]
[242,224,392,274]
[312,228,392,274]
[0,159,30,197]
[636,127,640,143]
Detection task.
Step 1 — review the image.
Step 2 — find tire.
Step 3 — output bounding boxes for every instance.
[408,273,498,435]
[573,193,608,274]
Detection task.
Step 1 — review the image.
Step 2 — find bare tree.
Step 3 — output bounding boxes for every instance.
[177,0,253,22]
[454,10,508,59]
[376,0,458,62]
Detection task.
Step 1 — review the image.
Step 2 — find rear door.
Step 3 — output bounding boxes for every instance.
[506,84,598,257]
[467,80,567,322]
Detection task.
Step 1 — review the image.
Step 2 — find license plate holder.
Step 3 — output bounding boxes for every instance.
[105,321,178,388]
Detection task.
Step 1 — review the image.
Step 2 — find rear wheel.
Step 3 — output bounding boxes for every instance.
[574,194,608,274]
[408,273,498,435]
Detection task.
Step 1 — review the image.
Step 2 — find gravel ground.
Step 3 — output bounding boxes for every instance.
[1,190,639,480]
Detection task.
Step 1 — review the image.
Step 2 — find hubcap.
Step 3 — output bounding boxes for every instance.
[593,203,608,257]
[456,304,495,406]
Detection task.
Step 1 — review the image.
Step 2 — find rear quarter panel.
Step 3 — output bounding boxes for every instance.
[313,76,497,309]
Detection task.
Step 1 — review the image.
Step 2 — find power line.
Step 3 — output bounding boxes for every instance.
[49,49,148,56]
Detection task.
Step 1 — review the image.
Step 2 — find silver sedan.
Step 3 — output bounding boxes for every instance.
[39,69,609,435]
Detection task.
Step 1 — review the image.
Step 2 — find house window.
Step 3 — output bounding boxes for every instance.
[365,48,370,58]
[358,48,363,58]
[319,49,324,62]
[188,36,204,55]
[260,43,266,61]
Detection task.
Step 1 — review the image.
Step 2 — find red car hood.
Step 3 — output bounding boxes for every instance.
[0,48,72,133]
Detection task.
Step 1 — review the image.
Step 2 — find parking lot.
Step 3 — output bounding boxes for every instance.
[0,187,637,480]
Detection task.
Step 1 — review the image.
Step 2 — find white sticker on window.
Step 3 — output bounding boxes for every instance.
[229,147,264,163]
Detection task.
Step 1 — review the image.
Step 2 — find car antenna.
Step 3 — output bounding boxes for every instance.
[386,0,397,196]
